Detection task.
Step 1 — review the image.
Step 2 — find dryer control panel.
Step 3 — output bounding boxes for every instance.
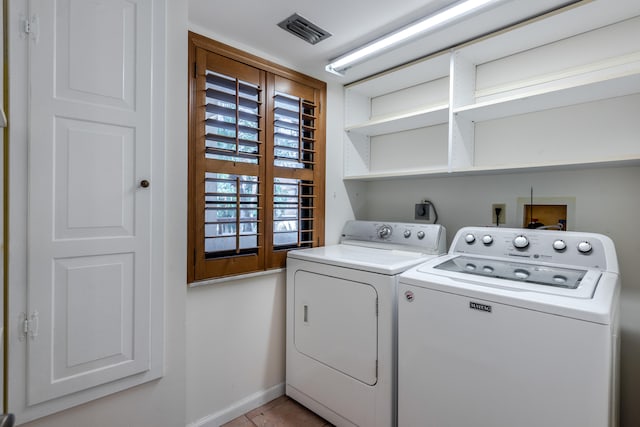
[340,220,446,255]
[451,227,617,272]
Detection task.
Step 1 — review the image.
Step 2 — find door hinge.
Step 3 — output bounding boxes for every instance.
[21,15,39,41]
[22,17,31,34]
[19,311,40,341]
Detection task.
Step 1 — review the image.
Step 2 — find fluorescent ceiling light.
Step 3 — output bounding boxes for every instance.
[326,0,503,75]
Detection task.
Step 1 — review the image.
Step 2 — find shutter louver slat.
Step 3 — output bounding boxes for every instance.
[206,73,260,97]
[206,117,262,134]
[206,103,261,123]
[206,88,261,110]
[205,133,262,146]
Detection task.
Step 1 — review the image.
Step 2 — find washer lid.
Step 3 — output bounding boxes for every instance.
[287,244,437,275]
[420,255,600,299]
[436,256,587,289]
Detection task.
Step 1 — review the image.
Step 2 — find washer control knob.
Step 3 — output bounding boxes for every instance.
[378,225,392,239]
[482,235,494,245]
[404,229,412,238]
[464,233,476,244]
[416,231,425,240]
[552,239,567,251]
[577,241,593,254]
[513,235,529,249]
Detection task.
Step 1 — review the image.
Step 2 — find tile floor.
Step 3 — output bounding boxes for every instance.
[222,395,333,427]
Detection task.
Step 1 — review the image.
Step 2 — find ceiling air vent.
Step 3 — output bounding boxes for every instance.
[277,13,331,45]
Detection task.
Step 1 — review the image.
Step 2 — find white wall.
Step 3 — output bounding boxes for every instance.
[186,273,287,426]
[360,165,640,426]
[324,83,365,245]
[18,0,188,426]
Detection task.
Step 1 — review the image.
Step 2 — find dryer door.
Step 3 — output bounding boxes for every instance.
[294,270,378,385]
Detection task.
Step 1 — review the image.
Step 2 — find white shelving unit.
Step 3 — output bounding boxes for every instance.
[343,1,640,181]
[346,104,449,136]
[455,55,640,122]
[344,52,451,178]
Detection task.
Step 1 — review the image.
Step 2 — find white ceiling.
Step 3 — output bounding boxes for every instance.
[187,0,629,84]
[188,0,455,79]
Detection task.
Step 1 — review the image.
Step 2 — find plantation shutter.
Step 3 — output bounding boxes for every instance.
[267,76,324,269]
[193,49,266,279]
[188,34,325,281]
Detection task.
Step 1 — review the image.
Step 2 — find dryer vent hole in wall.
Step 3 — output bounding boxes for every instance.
[523,204,567,230]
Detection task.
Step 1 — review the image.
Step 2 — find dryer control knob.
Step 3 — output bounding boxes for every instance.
[416,231,425,240]
[513,235,529,249]
[482,235,494,245]
[577,241,593,254]
[464,233,476,244]
[553,239,567,251]
[404,229,412,238]
[378,225,392,239]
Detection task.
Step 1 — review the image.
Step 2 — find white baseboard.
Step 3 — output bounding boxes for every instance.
[187,382,285,427]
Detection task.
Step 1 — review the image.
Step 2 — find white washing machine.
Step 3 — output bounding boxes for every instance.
[286,220,446,427]
[397,226,620,427]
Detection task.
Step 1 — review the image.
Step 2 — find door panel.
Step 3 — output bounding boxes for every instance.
[58,256,132,369]
[26,0,154,406]
[294,270,378,385]
[56,0,136,109]
[55,118,135,238]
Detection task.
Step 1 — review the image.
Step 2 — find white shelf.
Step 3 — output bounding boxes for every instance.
[343,166,450,181]
[454,58,640,122]
[345,52,450,98]
[452,156,640,176]
[458,1,640,65]
[343,157,640,181]
[345,104,449,136]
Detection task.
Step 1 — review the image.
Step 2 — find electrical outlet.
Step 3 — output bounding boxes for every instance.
[415,203,430,220]
[492,203,506,226]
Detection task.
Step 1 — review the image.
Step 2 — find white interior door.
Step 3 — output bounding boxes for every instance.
[8,0,164,416]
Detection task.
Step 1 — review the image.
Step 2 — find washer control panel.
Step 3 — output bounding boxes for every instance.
[451,227,614,270]
[340,220,446,254]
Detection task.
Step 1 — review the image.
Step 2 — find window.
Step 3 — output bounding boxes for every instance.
[188,33,326,282]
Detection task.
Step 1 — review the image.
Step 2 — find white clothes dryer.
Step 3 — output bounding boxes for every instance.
[397,226,620,427]
[286,220,446,427]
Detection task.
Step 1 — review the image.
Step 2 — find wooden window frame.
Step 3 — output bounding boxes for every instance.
[188,32,326,283]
